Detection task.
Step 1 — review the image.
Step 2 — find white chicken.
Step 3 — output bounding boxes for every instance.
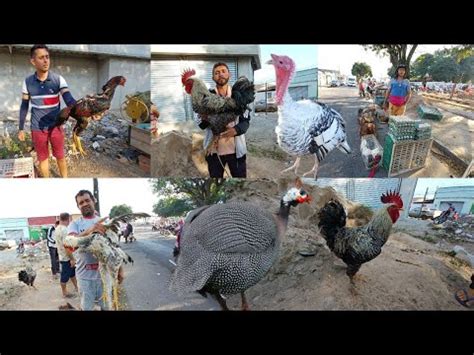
[268,54,352,178]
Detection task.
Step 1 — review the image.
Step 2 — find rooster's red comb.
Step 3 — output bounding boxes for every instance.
[181,68,196,85]
[381,190,403,208]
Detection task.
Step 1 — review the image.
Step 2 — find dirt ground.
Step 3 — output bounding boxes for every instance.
[217,179,473,310]
[405,94,473,164]
[1,112,149,178]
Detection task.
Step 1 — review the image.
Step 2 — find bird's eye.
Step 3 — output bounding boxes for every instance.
[279,61,283,64]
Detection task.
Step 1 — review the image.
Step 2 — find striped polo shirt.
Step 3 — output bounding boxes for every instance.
[22,71,68,131]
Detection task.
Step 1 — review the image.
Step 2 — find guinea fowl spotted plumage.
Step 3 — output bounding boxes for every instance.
[65,212,149,310]
[268,54,351,179]
[55,75,126,156]
[169,179,311,310]
[181,68,255,150]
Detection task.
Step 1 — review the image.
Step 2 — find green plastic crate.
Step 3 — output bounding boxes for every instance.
[417,104,443,121]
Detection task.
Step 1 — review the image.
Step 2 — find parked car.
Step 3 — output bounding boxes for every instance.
[409,206,434,219]
[255,99,277,112]
[330,80,339,87]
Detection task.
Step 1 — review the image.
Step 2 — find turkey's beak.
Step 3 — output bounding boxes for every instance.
[266,59,273,65]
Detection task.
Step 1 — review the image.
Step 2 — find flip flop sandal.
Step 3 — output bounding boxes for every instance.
[454,289,474,308]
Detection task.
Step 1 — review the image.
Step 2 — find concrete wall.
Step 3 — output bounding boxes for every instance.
[151,45,261,69]
[0,218,30,240]
[102,57,150,110]
[7,45,150,59]
[0,48,98,119]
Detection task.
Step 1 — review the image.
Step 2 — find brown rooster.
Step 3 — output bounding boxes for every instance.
[317,190,404,287]
[56,76,126,156]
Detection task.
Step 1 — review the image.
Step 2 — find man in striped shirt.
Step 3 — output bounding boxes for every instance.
[18,44,77,178]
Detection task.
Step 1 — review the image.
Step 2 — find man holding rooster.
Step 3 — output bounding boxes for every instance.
[18,44,77,178]
[196,62,250,178]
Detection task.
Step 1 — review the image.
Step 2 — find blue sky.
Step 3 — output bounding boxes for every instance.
[255,45,317,84]
[414,178,474,198]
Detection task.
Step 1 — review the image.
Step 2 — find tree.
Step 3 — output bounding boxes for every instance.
[430,55,459,82]
[411,53,435,80]
[153,197,193,217]
[151,178,243,215]
[364,44,418,78]
[459,56,474,82]
[109,204,133,218]
[351,62,373,80]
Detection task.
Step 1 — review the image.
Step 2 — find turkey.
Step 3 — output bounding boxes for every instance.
[169,178,311,310]
[268,54,351,179]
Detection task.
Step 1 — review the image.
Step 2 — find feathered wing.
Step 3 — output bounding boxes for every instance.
[277,100,351,159]
[106,213,151,234]
[231,76,255,113]
[169,202,278,294]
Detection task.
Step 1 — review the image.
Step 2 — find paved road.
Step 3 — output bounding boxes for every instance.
[120,227,219,310]
[316,86,388,178]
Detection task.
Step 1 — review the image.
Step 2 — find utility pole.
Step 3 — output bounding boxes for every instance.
[420,187,429,218]
[93,178,100,216]
[265,82,268,116]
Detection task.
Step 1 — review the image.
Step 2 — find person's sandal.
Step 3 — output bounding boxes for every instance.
[454,289,474,308]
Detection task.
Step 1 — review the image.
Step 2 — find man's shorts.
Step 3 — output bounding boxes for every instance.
[31,126,65,161]
[60,260,76,283]
[77,278,109,311]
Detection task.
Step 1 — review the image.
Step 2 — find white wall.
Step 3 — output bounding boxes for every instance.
[102,57,150,110]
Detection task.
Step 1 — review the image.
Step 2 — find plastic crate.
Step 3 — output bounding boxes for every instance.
[417,104,443,121]
[382,135,432,177]
[374,95,385,107]
[360,134,383,169]
[0,157,35,178]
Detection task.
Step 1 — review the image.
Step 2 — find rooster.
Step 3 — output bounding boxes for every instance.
[181,69,255,149]
[268,54,351,179]
[18,265,37,289]
[56,76,126,156]
[318,190,403,288]
[64,213,149,310]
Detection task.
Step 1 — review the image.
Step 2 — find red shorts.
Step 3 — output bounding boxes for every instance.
[31,126,65,161]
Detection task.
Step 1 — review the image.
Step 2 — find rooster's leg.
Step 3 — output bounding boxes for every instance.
[302,155,319,179]
[112,280,120,311]
[241,291,250,311]
[280,157,301,176]
[72,132,86,157]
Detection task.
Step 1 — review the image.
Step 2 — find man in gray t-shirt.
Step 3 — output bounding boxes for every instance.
[64,189,124,310]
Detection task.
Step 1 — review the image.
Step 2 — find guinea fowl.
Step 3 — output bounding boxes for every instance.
[318,190,403,289]
[18,265,37,289]
[56,75,126,156]
[64,213,149,310]
[268,54,351,179]
[181,68,255,150]
[169,179,311,310]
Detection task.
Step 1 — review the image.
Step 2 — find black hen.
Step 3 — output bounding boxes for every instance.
[18,266,37,288]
